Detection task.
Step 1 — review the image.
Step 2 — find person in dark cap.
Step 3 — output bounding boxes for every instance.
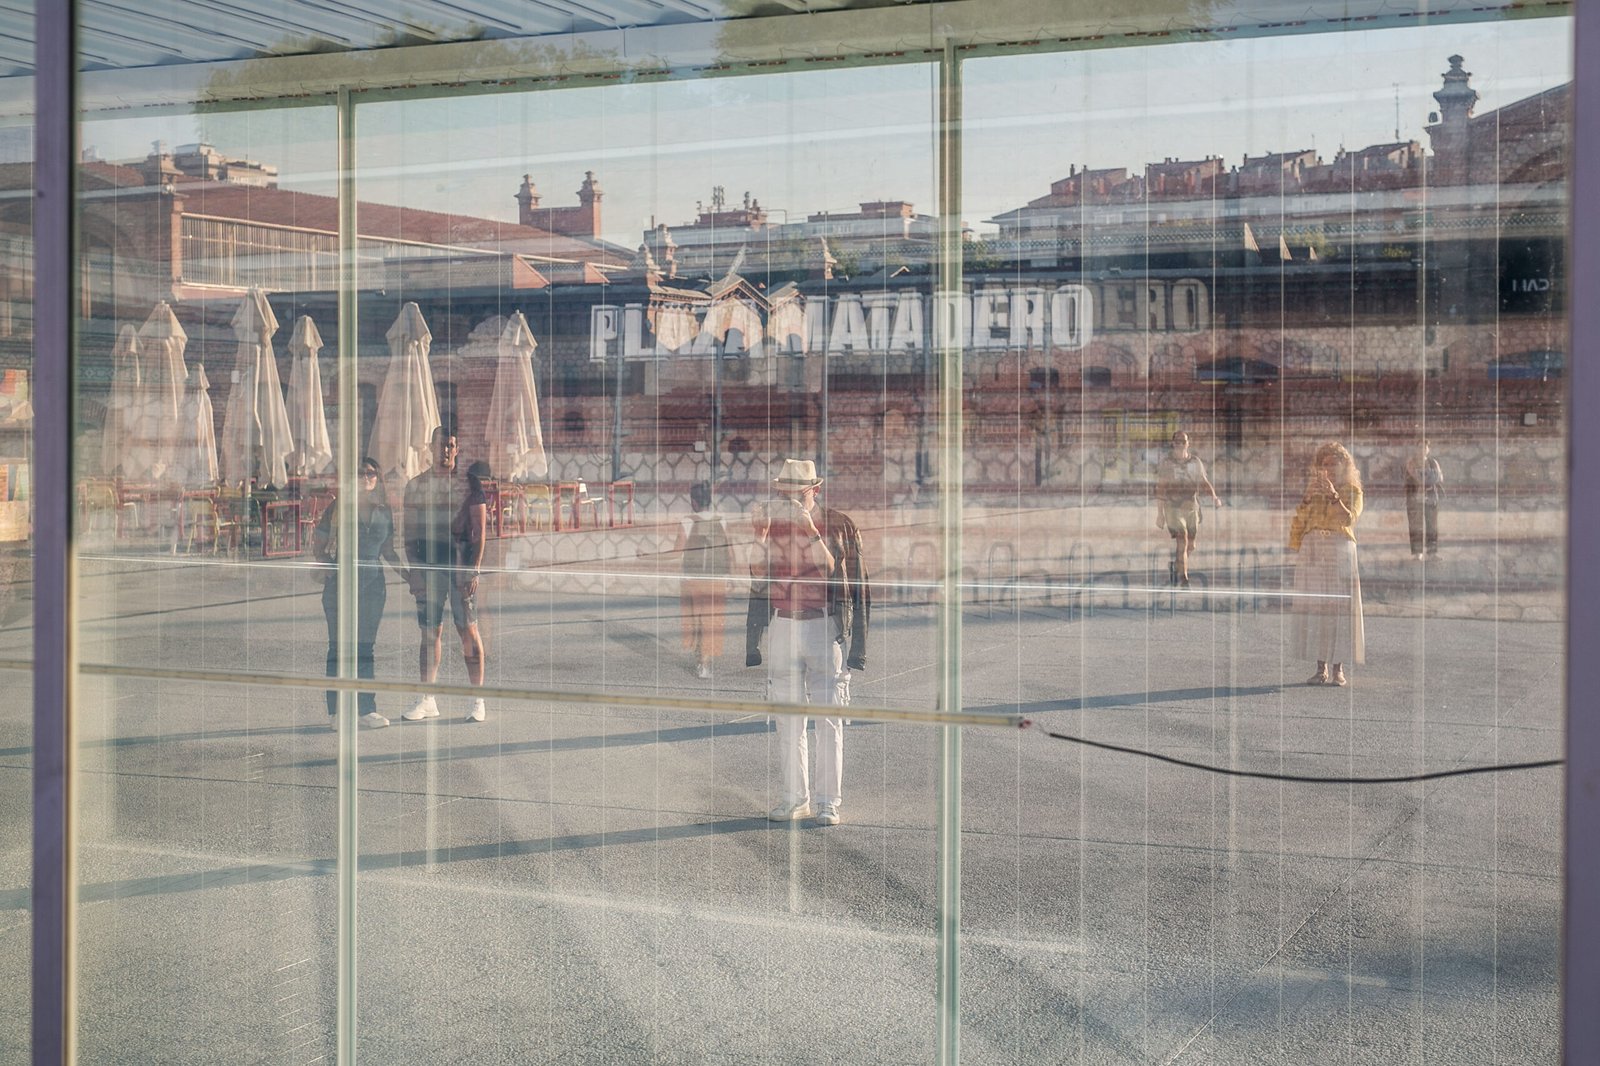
[747,458,870,827]
[402,428,491,723]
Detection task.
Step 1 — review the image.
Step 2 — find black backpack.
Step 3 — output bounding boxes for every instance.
[682,513,731,577]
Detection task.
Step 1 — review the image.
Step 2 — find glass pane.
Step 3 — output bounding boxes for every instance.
[354,64,946,1060]
[71,98,344,1059]
[0,0,30,1055]
[959,18,1567,1064]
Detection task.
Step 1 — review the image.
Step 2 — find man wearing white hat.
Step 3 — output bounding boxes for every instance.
[750,458,871,827]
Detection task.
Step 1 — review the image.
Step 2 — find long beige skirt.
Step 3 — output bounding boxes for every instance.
[1290,531,1366,665]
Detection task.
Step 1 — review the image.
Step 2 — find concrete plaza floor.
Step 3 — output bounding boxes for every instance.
[0,520,1564,1063]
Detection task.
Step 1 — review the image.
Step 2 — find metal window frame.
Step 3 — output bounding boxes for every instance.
[1565,5,1597,1063]
[33,0,75,1061]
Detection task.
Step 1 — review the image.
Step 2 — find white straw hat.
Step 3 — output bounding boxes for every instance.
[772,458,823,491]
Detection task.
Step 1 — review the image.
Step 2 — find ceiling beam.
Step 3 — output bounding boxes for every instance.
[0,0,1566,120]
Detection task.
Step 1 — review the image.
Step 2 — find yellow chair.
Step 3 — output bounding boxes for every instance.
[80,479,138,537]
[180,493,240,554]
[522,483,553,532]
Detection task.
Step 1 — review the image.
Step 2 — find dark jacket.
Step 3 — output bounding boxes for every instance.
[746,504,870,671]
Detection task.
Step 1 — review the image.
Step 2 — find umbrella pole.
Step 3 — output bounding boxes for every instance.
[611,341,625,485]
[711,334,723,504]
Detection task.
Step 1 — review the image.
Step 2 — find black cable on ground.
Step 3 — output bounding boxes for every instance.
[1022,720,1562,785]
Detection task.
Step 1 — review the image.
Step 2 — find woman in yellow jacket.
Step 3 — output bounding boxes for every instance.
[1288,441,1366,686]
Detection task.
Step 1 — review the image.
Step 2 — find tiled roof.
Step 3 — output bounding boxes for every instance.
[177,182,623,265]
[381,255,550,292]
[1468,84,1569,130]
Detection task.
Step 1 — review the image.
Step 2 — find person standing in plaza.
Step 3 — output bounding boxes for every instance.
[750,458,870,827]
[1288,441,1366,686]
[675,481,732,680]
[315,457,407,729]
[402,427,491,723]
[1404,439,1445,560]
[1155,430,1222,587]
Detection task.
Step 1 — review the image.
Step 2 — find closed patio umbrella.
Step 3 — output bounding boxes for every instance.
[484,311,547,481]
[220,288,295,489]
[138,300,189,483]
[100,324,143,478]
[286,315,333,477]
[171,363,218,488]
[370,302,440,481]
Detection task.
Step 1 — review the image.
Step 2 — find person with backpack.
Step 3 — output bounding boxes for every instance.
[675,481,732,679]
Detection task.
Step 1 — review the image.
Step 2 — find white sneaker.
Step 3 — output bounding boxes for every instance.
[768,799,813,822]
[360,711,390,729]
[402,695,439,721]
[814,803,841,827]
[695,662,711,680]
[466,698,486,723]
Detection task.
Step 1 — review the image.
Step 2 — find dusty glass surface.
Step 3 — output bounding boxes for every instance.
[70,104,346,1061]
[957,21,1569,1064]
[0,4,30,1060]
[350,67,944,1061]
[59,1,1570,1061]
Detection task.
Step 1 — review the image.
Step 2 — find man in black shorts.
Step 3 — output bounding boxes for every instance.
[402,428,490,722]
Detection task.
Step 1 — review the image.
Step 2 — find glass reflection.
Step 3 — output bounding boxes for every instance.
[0,47,28,1066]
[56,8,1570,1063]
[958,22,1567,1065]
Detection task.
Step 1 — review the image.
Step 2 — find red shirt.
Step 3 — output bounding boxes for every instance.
[767,520,831,615]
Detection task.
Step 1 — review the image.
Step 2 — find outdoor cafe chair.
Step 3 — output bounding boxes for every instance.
[80,478,138,538]
[574,480,602,529]
[522,483,553,532]
[298,491,333,548]
[179,492,240,554]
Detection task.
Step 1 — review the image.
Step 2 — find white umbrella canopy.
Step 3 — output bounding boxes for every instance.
[100,324,144,477]
[371,302,440,481]
[485,311,548,481]
[285,315,333,477]
[170,363,219,488]
[220,289,295,489]
[137,300,189,482]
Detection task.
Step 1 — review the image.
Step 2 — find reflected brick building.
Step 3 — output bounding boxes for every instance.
[0,55,1567,505]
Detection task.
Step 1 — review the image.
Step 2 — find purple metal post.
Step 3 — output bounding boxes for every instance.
[31,0,76,1062]
[1567,6,1597,1063]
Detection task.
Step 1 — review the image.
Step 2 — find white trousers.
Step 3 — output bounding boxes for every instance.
[769,614,850,807]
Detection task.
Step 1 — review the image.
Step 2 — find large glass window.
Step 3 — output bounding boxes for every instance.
[71,104,345,1060]
[59,3,1569,1061]
[0,3,30,1057]
[958,21,1567,1063]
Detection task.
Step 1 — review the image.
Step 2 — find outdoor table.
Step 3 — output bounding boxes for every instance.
[298,491,333,548]
[495,483,527,537]
[607,480,635,528]
[116,481,157,534]
[261,498,303,558]
[482,481,503,539]
[553,481,579,530]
